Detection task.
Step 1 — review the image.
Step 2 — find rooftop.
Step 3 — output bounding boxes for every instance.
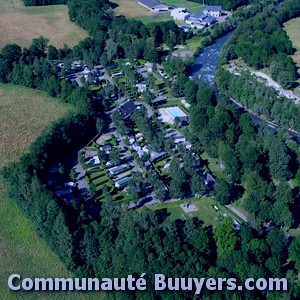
[204,5,222,11]
[117,100,136,119]
[138,0,168,9]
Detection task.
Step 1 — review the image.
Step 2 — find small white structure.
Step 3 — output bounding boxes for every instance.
[171,8,190,21]
[142,145,152,154]
[112,72,123,78]
[137,150,145,158]
[181,99,191,108]
[90,155,100,165]
[136,83,147,93]
[64,182,76,188]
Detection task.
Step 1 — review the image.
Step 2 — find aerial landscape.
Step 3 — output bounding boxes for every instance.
[1,0,300,298]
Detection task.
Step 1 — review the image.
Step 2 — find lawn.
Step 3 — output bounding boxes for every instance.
[201,152,227,181]
[0,84,101,299]
[186,35,204,53]
[284,17,300,78]
[149,197,243,226]
[113,0,203,23]
[0,0,87,49]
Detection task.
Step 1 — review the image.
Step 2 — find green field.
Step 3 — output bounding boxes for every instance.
[113,0,203,24]
[186,35,204,53]
[149,197,242,226]
[0,84,101,299]
[0,0,87,49]
[284,17,300,80]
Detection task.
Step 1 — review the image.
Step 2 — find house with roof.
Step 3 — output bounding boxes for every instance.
[171,8,190,21]
[115,177,131,188]
[108,165,127,176]
[187,12,207,24]
[202,16,217,26]
[116,100,136,119]
[138,0,171,12]
[203,5,222,17]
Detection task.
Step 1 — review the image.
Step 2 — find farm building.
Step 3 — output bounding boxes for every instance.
[203,5,222,17]
[115,177,131,188]
[138,0,171,12]
[171,8,190,21]
[108,164,127,176]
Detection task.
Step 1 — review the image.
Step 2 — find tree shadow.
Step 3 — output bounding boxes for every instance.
[155,208,170,224]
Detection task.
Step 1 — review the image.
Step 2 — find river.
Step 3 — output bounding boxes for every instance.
[190,32,233,85]
[190,31,300,143]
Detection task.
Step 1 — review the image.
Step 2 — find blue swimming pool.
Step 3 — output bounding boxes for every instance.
[166,107,187,118]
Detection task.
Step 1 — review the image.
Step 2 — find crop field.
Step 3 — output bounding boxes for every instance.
[0,0,87,49]
[0,84,97,299]
[0,84,72,165]
[113,0,203,23]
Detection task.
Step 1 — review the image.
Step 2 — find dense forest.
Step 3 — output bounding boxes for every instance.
[4,80,300,298]
[221,7,298,88]
[216,68,300,131]
[0,0,299,298]
[216,0,300,131]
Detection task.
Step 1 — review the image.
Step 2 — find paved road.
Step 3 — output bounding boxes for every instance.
[251,71,300,104]
[225,204,248,223]
[73,162,92,199]
[134,101,154,118]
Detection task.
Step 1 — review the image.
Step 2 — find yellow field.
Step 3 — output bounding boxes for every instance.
[0,84,104,299]
[0,0,87,49]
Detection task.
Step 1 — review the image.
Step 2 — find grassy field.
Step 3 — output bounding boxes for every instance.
[0,84,102,299]
[0,84,73,164]
[0,0,87,49]
[149,197,242,226]
[284,17,300,82]
[113,0,203,23]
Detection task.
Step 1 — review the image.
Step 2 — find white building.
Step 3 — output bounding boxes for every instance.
[203,5,222,17]
[171,8,190,21]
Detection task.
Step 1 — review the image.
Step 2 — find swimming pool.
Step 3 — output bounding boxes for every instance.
[166,107,187,118]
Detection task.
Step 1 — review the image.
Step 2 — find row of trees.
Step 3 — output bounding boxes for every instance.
[221,7,298,88]
[216,68,300,131]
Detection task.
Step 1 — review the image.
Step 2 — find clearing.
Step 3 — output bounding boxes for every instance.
[149,197,242,226]
[0,84,99,299]
[113,0,203,23]
[0,0,87,49]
